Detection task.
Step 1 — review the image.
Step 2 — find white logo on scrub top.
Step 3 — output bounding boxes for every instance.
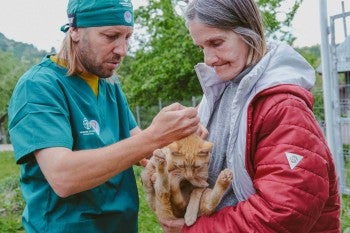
[89,120,100,135]
[80,117,100,136]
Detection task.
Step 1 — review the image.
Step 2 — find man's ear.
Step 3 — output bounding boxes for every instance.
[70,27,81,42]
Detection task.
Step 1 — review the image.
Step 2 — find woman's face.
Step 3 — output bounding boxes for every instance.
[188,21,250,81]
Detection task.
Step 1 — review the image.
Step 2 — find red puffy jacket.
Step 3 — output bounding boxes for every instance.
[182,85,340,233]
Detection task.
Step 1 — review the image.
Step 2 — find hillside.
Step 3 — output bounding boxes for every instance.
[0,32,51,129]
[0,32,48,65]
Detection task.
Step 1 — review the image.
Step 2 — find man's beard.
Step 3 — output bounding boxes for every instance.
[79,50,120,79]
[77,38,121,78]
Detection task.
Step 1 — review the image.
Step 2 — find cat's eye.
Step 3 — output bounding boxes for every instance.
[172,152,182,156]
[198,152,209,157]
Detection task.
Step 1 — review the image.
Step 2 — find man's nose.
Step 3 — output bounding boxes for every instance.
[113,40,128,57]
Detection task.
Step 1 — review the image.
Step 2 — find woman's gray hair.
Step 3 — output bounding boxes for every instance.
[184,0,266,66]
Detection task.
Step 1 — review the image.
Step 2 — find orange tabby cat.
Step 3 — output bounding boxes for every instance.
[141,134,233,226]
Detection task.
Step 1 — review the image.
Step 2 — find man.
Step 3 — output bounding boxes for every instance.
[7,0,200,232]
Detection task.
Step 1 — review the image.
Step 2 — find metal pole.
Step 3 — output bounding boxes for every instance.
[136,106,141,128]
[319,0,346,193]
[192,96,196,107]
[319,0,336,156]
[342,1,348,37]
[329,14,346,194]
[158,99,162,111]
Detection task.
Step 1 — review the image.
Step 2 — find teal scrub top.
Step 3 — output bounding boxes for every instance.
[8,56,139,233]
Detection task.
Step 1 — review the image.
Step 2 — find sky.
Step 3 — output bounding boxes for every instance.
[0,0,348,52]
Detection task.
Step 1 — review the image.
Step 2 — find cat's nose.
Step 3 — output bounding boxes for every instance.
[185,170,193,178]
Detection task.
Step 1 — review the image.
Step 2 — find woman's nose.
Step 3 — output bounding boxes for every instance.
[203,49,218,67]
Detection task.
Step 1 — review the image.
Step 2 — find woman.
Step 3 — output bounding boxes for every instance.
[159,0,341,232]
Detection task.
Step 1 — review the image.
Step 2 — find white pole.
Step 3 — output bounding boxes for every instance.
[319,0,346,193]
[319,0,336,156]
[342,1,347,37]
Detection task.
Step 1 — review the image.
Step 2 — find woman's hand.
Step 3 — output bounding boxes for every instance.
[158,217,185,233]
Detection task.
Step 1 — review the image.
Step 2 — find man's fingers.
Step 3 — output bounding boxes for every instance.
[162,102,185,112]
[195,124,209,139]
[139,158,148,167]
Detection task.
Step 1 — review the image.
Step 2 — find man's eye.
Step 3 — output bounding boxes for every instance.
[105,34,118,40]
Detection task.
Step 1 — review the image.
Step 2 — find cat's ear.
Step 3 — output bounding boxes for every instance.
[167,142,179,153]
[200,141,213,153]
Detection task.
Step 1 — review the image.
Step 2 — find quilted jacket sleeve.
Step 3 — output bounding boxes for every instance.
[182,88,340,233]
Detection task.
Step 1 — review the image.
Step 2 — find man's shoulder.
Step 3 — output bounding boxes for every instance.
[19,56,67,85]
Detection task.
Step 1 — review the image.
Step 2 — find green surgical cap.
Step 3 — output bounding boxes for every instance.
[67,0,134,28]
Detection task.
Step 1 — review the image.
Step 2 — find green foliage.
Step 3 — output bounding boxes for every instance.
[119,0,203,108]
[0,52,28,142]
[312,88,325,121]
[294,45,325,121]
[0,52,27,114]
[343,193,350,231]
[295,45,321,69]
[258,0,303,44]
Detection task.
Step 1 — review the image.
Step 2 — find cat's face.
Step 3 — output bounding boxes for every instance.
[165,135,213,187]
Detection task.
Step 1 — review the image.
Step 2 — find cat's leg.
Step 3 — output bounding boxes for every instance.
[153,149,176,219]
[169,175,188,211]
[140,159,157,211]
[184,188,205,226]
[199,168,233,215]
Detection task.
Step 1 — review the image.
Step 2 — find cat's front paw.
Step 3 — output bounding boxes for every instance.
[184,211,197,226]
[218,169,233,186]
[153,149,168,172]
[153,149,166,164]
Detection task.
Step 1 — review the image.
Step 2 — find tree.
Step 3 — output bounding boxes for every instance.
[0,51,28,139]
[118,0,303,108]
[258,0,303,44]
[0,52,27,114]
[119,0,203,107]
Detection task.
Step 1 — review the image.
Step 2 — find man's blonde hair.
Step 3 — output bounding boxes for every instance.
[56,31,81,76]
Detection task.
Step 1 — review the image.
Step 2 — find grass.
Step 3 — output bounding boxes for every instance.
[0,151,24,233]
[0,151,349,232]
[134,167,163,233]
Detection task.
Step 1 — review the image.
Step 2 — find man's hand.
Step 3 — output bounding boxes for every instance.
[146,103,200,147]
[195,123,208,139]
